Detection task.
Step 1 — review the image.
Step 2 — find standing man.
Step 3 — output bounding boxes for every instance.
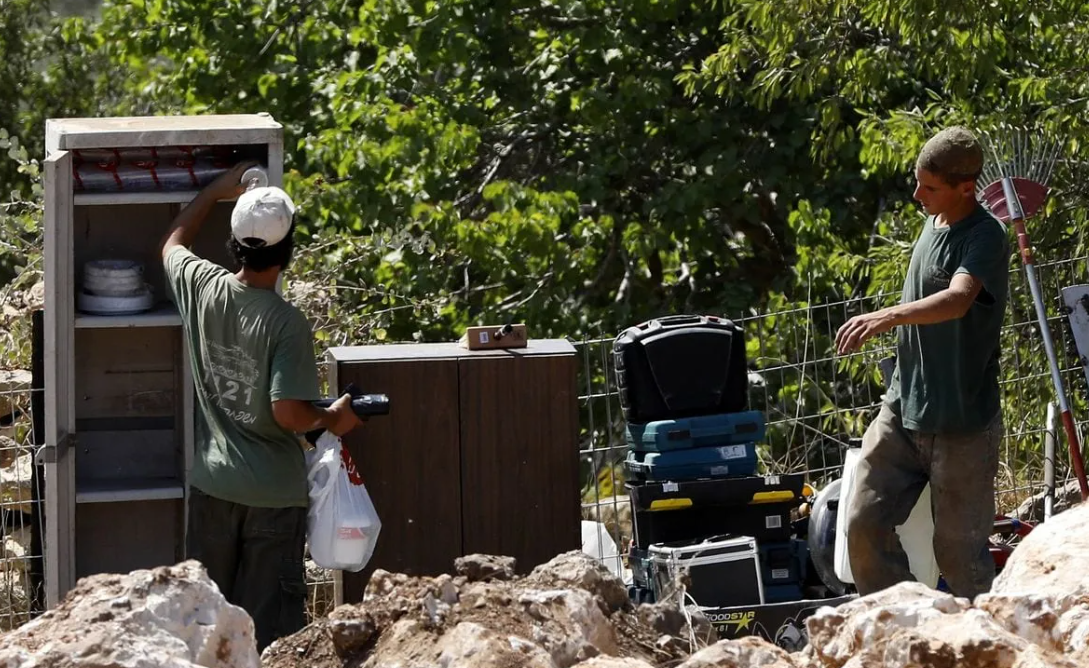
[159,162,362,650]
[835,126,1010,599]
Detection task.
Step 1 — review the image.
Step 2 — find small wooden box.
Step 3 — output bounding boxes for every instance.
[459,324,528,350]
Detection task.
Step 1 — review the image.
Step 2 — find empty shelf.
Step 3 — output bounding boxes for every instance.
[76,478,185,504]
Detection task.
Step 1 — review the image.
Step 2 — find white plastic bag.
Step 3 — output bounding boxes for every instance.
[306,431,381,572]
[581,520,623,579]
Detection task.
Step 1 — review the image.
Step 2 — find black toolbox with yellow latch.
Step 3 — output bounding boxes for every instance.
[627,474,807,549]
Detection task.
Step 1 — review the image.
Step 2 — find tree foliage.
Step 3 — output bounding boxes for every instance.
[3,0,1089,482]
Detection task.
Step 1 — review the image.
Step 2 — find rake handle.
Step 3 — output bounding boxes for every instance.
[1012,220,1035,266]
[1061,410,1089,500]
[1003,177,1089,502]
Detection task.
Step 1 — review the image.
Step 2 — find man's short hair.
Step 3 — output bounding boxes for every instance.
[227,221,296,272]
[916,126,984,186]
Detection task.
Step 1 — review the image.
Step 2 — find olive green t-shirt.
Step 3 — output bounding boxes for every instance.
[164,246,320,508]
[885,205,1009,434]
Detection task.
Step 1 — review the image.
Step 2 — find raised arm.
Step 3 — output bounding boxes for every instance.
[159,161,257,260]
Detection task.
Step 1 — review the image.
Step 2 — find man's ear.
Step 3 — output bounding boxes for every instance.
[958,180,977,198]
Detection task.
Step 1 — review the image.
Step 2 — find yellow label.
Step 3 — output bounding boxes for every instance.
[649,498,693,511]
[751,490,795,504]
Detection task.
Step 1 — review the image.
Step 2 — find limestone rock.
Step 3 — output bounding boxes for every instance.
[25,282,45,311]
[518,588,619,667]
[571,657,656,668]
[881,609,1080,668]
[803,581,970,668]
[454,554,517,582]
[676,636,799,668]
[3,526,31,571]
[992,502,1089,601]
[1,453,33,515]
[524,550,629,613]
[0,435,27,470]
[360,618,558,668]
[0,369,31,420]
[327,606,378,658]
[433,622,559,668]
[982,502,1089,663]
[0,560,258,668]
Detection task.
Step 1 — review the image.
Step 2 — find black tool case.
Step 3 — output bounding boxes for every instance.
[613,314,748,423]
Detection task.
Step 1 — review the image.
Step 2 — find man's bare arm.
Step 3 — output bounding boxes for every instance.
[836,273,985,354]
[272,395,363,437]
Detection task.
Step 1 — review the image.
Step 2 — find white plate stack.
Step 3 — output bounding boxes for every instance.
[77,259,154,315]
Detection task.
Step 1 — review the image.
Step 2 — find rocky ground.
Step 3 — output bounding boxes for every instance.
[1,500,1087,667]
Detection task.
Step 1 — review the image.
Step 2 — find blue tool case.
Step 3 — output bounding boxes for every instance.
[624,442,758,482]
[626,411,767,452]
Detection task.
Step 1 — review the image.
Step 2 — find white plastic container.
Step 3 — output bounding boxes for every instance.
[834,447,939,588]
[332,516,378,567]
[240,166,268,190]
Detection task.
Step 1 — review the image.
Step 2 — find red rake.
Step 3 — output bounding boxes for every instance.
[977,127,1088,502]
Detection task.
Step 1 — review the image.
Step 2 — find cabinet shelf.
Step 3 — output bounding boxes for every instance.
[75,478,185,504]
[75,304,181,329]
[73,191,238,206]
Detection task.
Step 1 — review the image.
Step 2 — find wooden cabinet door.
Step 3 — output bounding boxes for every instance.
[458,352,580,573]
[336,358,462,602]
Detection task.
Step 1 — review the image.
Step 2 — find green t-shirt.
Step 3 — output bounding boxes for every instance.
[164,246,320,508]
[885,205,1009,434]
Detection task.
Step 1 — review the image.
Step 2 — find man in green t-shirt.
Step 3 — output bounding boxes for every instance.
[158,163,362,650]
[835,126,1009,599]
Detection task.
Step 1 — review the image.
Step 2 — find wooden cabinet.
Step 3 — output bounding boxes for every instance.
[42,114,284,606]
[327,340,580,603]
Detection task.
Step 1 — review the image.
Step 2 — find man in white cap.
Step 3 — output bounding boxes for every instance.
[158,162,361,651]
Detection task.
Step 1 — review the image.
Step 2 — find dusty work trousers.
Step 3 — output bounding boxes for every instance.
[186,488,308,652]
[846,404,1002,600]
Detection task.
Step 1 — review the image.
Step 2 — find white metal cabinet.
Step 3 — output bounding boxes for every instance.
[42,114,285,606]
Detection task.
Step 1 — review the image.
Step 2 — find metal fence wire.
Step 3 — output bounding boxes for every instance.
[0,366,42,632]
[1,256,1087,629]
[578,255,1089,571]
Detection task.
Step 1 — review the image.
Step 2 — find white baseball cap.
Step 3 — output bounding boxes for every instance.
[230,186,296,248]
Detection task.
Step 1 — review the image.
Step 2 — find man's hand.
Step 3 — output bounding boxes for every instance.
[325,393,365,437]
[160,160,261,258]
[835,310,897,355]
[206,160,260,201]
[273,393,363,437]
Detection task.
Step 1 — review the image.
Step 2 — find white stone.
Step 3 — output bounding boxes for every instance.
[992,502,1089,602]
[0,560,259,668]
[1,453,33,515]
[676,636,799,668]
[803,581,970,667]
[518,588,619,667]
[570,657,656,668]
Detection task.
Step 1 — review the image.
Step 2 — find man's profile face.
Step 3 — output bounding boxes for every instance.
[913,168,974,216]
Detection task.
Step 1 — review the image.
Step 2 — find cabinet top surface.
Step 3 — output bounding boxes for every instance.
[47,114,282,149]
[328,339,577,362]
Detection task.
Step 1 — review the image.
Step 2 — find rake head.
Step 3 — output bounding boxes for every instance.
[976,126,1064,222]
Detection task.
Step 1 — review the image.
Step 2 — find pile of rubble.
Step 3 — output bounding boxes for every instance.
[1,501,1087,668]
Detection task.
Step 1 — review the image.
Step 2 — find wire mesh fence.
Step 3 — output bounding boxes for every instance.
[0,254,1086,629]
[577,255,1089,570]
[0,367,43,632]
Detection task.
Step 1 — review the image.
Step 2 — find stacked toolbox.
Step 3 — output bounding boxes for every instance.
[614,315,808,607]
